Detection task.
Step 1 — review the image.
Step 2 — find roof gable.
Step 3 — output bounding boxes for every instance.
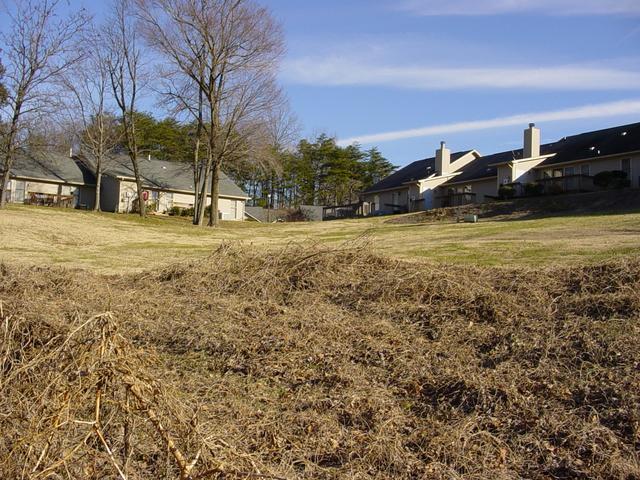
[363,151,472,193]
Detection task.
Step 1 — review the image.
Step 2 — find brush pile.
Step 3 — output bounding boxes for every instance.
[1,245,639,479]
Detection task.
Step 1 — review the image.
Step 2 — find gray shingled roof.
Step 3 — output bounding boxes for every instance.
[83,154,248,199]
[4,150,95,185]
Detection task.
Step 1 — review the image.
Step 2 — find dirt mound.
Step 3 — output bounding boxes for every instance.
[1,246,639,479]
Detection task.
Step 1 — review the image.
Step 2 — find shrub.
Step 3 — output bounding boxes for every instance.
[498,185,516,199]
[180,207,195,217]
[168,206,182,216]
[548,183,564,195]
[524,182,544,196]
[593,170,630,190]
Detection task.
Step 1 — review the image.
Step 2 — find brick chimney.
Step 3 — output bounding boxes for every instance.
[524,123,540,158]
[436,141,451,176]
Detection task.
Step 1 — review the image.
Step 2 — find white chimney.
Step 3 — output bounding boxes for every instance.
[436,141,451,176]
[524,123,541,158]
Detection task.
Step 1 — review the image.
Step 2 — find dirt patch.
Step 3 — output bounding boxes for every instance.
[1,245,639,479]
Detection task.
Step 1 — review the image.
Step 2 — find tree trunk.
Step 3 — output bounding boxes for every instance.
[192,136,201,225]
[94,162,102,212]
[0,102,23,209]
[208,160,221,227]
[195,151,212,226]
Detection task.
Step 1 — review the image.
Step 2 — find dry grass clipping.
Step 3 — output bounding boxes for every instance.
[0,244,639,479]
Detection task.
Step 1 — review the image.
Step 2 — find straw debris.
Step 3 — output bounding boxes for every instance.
[1,244,639,479]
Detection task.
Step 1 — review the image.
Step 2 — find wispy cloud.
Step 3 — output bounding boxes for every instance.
[282,58,640,91]
[399,0,640,16]
[337,99,640,146]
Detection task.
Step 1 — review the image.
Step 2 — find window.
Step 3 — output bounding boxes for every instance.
[621,158,631,178]
[564,167,575,176]
[553,168,563,178]
[580,164,590,176]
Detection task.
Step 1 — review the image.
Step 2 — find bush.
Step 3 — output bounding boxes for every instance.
[180,207,195,217]
[548,183,564,195]
[593,170,630,190]
[498,185,516,199]
[168,206,182,216]
[524,182,544,196]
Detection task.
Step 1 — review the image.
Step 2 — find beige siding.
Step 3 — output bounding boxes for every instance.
[468,179,497,202]
[537,154,640,187]
[497,165,512,186]
[112,182,245,221]
[513,157,547,184]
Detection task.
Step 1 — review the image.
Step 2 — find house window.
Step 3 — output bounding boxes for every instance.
[564,166,575,176]
[621,158,631,179]
[580,164,590,176]
[464,185,472,193]
[553,168,563,178]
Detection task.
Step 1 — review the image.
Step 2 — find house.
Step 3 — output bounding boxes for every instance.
[361,149,481,214]
[1,150,96,208]
[2,150,249,221]
[361,121,640,214]
[96,155,248,221]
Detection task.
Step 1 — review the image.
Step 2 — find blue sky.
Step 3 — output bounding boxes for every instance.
[2,0,640,167]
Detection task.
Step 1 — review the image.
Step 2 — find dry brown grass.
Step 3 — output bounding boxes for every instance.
[1,204,640,271]
[1,243,639,479]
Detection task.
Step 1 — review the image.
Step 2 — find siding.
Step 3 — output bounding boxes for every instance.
[537,154,640,187]
[108,180,245,221]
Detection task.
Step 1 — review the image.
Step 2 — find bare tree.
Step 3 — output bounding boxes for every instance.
[103,0,147,217]
[0,0,88,208]
[136,0,285,226]
[63,26,121,212]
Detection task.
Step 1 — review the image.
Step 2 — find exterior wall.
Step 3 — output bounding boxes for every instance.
[100,175,121,212]
[110,180,245,221]
[117,180,139,213]
[419,176,453,210]
[4,178,94,209]
[536,154,640,188]
[77,186,96,210]
[497,165,512,186]
[468,178,498,202]
[361,188,409,214]
[172,192,195,209]
[512,157,547,184]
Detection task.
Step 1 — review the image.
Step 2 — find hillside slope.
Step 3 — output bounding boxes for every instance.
[1,246,639,479]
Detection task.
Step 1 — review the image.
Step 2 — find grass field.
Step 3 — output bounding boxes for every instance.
[1,204,640,272]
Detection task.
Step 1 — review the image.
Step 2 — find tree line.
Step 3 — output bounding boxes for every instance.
[0,0,395,226]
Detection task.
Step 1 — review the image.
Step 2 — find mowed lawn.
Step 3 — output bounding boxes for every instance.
[1,204,639,273]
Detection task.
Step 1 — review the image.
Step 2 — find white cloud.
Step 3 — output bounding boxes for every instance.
[337,99,640,146]
[282,58,640,91]
[399,0,640,16]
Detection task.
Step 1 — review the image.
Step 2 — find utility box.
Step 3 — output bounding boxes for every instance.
[463,214,478,223]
